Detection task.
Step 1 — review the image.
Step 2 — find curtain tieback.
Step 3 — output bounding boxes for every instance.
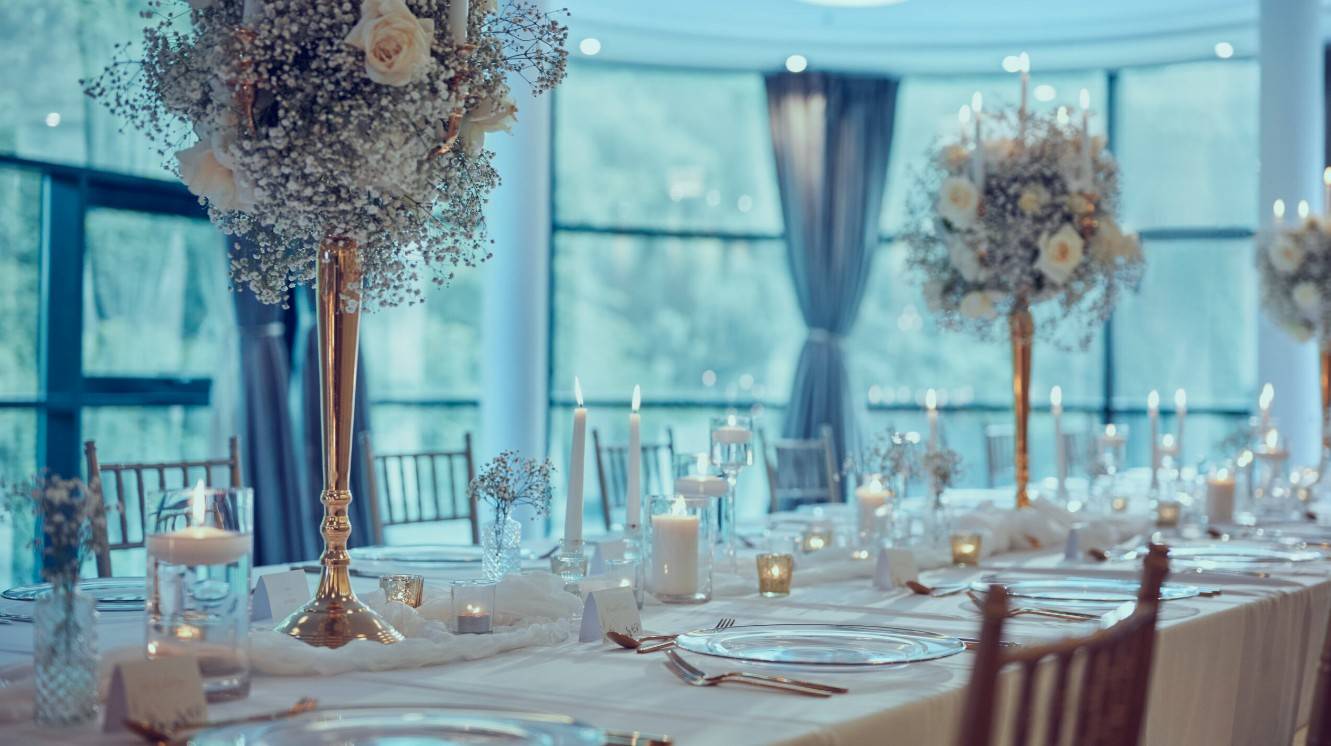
[239,321,285,338]
[805,328,842,345]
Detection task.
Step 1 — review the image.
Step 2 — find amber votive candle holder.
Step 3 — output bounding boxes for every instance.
[379,574,425,608]
[950,532,982,566]
[1110,495,1129,513]
[1156,499,1182,528]
[756,553,794,597]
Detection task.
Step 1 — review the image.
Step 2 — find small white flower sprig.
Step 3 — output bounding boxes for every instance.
[903,104,1144,349]
[468,450,555,526]
[846,428,923,486]
[1258,208,1331,344]
[84,0,568,309]
[921,447,963,499]
[2,475,110,589]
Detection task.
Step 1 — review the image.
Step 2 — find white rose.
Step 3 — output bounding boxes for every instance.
[1034,224,1085,285]
[1089,218,1142,265]
[1268,235,1305,274]
[344,0,436,87]
[1017,184,1048,215]
[937,177,979,228]
[947,238,988,282]
[460,95,518,155]
[984,138,1016,167]
[959,291,1000,320]
[1293,282,1323,318]
[176,139,254,212]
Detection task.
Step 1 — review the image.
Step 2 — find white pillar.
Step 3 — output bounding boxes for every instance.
[480,80,552,532]
[1259,0,1322,466]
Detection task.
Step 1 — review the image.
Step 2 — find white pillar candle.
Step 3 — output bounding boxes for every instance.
[925,388,939,451]
[712,424,752,444]
[1173,388,1187,462]
[652,498,699,597]
[674,474,728,498]
[145,482,249,566]
[1051,386,1067,493]
[958,105,971,144]
[448,0,469,45]
[1017,52,1030,141]
[1259,383,1274,433]
[564,377,587,544]
[1148,390,1160,480]
[1323,168,1331,215]
[626,385,642,532]
[1206,470,1237,523]
[854,476,890,537]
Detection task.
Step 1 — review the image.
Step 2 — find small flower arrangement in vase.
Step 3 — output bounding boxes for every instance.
[468,451,554,580]
[3,476,109,725]
[903,78,1144,509]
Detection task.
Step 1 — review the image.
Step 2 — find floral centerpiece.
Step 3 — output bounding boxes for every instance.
[468,451,554,580]
[1257,207,1331,463]
[903,88,1144,508]
[3,476,109,725]
[84,0,568,648]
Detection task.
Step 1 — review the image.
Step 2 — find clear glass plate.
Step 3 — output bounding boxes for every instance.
[190,706,604,746]
[348,544,490,564]
[1114,543,1323,569]
[2,577,144,611]
[674,624,966,667]
[971,575,1201,602]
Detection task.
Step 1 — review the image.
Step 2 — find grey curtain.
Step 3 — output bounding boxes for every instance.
[765,71,898,464]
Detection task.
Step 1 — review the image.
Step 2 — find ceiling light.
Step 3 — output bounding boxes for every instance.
[1214,41,1234,59]
[785,54,808,73]
[1034,84,1056,102]
[579,37,601,56]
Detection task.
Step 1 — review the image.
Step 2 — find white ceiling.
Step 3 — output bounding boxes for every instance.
[560,0,1329,74]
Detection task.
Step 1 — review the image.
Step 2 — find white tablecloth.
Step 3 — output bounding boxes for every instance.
[2,544,1328,746]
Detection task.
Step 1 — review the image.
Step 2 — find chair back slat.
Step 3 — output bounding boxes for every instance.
[761,425,840,513]
[956,544,1169,746]
[593,427,676,531]
[359,432,478,545]
[84,437,244,578]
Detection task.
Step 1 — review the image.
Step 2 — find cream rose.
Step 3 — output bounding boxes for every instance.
[941,144,969,171]
[947,238,988,282]
[937,177,979,228]
[344,0,436,87]
[1017,184,1049,215]
[1065,193,1094,215]
[1293,282,1323,318]
[959,290,1000,320]
[1089,218,1142,265]
[460,95,518,155]
[176,139,255,212]
[1268,235,1305,274]
[1035,224,1085,284]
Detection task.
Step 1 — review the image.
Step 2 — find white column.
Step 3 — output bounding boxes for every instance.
[480,80,553,532]
[1259,0,1322,465]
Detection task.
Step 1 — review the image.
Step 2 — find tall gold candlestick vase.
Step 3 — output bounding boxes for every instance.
[1321,342,1330,451]
[274,238,403,648]
[1010,305,1034,509]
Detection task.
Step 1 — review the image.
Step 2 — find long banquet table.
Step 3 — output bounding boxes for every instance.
[2,540,1330,745]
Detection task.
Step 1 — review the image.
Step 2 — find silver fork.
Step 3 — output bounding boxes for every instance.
[966,591,1099,622]
[637,617,735,654]
[662,651,835,697]
[665,650,848,694]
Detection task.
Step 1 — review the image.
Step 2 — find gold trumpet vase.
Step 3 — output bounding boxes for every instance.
[1321,342,1330,450]
[274,238,403,648]
[1010,305,1034,510]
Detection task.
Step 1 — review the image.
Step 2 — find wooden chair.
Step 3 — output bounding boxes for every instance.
[84,437,243,578]
[592,427,675,531]
[359,431,478,545]
[983,423,1015,488]
[957,544,1170,746]
[761,425,840,513]
[1308,604,1331,746]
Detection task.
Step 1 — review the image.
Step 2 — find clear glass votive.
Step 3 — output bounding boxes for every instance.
[1204,462,1238,524]
[647,494,716,604]
[145,484,253,702]
[550,539,590,588]
[451,580,496,634]
[854,473,892,550]
[380,574,425,608]
[1155,499,1182,529]
[801,521,835,553]
[604,556,645,609]
[709,414,754,472]
[756,553,794,597]
[950,532,983,566]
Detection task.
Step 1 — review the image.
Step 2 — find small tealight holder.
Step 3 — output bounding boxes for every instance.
[647,494,716,604]
[801,521,835,554]
[1205,463,1237,524]
[379,574,425,608]
[950,532,983,566]
[1155,499,1182,529]
[450,579,496,634]
[756,553,794,597]
[550,539,590,589]
[605,556,645,609]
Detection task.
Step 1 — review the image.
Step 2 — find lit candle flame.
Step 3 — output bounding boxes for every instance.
[1105,424,1117,438]
[1050,385,1062,409]
[670,494,688,516]
[1018,51,1030,73]
[190,479,207,526]
[1161,433,1176,449]
[971,91,983,114]
[1174,388,1186,410]
[1079,88,1090,111]
[1298,200,1310,219]
[463,603,484,616]
[868,474,885,493]
[1273,199,1286,221]
[958,105,971,126]
[695,453,709,475]
[1147,390,1159,412]
[925,388,937,411]
[1323,167,1331,187]
[1265,428,1279,450]
[631,384,640,413]
[1215,467,1230,481]
[574,376,584,408]
[1056,106,1069,126]
[1259,383,1274,411]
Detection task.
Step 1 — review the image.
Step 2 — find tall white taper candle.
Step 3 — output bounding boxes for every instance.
[564,377,587,543]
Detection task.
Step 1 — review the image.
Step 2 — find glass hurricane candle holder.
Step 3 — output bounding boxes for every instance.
[550,539,589,590]
[950,532,983,566]
[145,485,253,702]
[800,521,835,553]
[379,574,425,608]
[756,553,794,597]
[1155,499,1182,529]
[1204,463,1238,525]
[451,580,496,634]
[710,414,754,571]
[647,494,716,604]
[605,557,645,609]
[854,474,892,550]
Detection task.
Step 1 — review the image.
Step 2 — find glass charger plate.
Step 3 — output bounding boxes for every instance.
[971,575,1201,602]
[190,706,604,746]
[2,577,144,611]
[1113,543,1323,569]
[348,544,533,564]
[674,624,965,667]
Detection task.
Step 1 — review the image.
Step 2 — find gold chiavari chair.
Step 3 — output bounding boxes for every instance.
[359,431,478,545]
[761,425,840,513]
[957,544,1170,746]
[1308,607,1331,746]
[84,436,243,578]
[592,427,676,531]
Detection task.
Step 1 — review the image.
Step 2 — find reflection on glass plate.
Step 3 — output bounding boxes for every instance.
[1114,543,1323,569]
[674,624,965,667]
[190,706,604,745]
[348,544,533,564]
[971,575,1201,602]
[2,577,144,611]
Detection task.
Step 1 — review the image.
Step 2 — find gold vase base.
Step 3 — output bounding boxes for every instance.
[273,581,404,648]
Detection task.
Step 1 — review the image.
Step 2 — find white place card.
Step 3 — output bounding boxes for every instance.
[578,586,642,643]
[252,570,311,621]
[874,547,918,590]
[103,657,208,734]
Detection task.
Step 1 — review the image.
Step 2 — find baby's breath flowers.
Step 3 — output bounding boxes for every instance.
[468,450,555,526]
[904,106,1144,349]
[84,0,568,308]
[1258,215,1331,344]
[3,475,109,589]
